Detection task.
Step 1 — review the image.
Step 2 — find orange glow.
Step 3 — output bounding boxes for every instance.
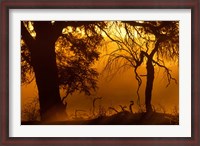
[21,21,179,124]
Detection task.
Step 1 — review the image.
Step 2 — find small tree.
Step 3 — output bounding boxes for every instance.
[97,21,178,113]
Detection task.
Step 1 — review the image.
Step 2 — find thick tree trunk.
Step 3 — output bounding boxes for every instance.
[29,22,66,122]
[31,41,66,121]
[145,58,154,113]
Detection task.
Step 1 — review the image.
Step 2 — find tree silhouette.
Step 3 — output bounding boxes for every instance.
[97,21,179,113]
[21,21,105,121]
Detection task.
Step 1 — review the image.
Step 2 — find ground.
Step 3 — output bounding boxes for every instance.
[21,111,179,125]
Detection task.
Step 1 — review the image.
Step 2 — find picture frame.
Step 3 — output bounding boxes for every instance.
[0,0,199,145]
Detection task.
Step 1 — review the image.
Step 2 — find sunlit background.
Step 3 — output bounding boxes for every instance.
[21,21,179,121]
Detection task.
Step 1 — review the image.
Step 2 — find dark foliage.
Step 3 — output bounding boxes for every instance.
[21,21,105,121]
[21,21,105,101]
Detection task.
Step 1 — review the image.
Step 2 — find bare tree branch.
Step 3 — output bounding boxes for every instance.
[153,59,177,87]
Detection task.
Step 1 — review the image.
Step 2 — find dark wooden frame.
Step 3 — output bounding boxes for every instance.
[0,0,199,145]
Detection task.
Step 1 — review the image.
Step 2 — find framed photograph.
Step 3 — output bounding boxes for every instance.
[1,0,199,145]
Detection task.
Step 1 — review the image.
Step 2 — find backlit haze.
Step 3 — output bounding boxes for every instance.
[21,21,179,121]
[21,48,178,121]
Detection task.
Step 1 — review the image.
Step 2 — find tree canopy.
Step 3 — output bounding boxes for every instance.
[21,21,105,102]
